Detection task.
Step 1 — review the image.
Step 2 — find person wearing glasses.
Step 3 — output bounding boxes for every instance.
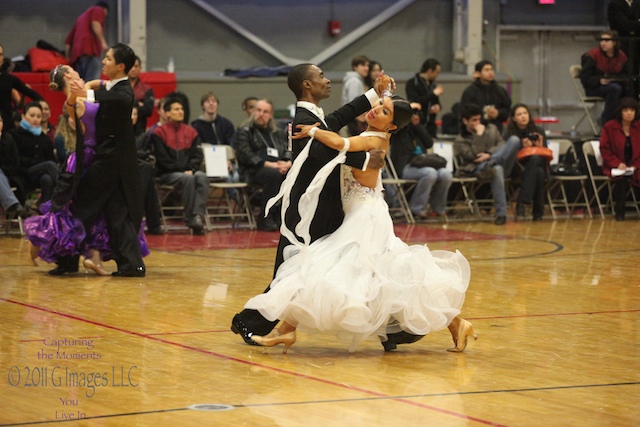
[581,30,633,126]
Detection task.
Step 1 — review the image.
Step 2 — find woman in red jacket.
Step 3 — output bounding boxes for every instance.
[599,97,640,220]
[581,30,632,126]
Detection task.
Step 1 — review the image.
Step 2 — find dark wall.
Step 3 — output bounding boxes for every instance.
[498,0,609,26]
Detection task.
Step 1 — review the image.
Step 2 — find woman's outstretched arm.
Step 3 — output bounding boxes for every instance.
[293,123,384,152]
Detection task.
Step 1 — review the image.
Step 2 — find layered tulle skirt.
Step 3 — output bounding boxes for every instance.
[245,192,470,352]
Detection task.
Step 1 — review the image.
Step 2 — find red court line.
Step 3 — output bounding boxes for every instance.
[146,226,509,252]
[2,297,507,427]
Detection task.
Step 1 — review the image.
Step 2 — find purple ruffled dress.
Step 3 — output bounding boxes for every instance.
[24,102,149,262]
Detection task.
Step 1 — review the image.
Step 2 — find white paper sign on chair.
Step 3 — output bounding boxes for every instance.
[432,141,454,172]
[203,143,228,178]
[589,140,603,166]
[548,141,560,165]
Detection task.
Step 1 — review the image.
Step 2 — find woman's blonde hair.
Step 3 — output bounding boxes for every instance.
[55,111,76,152]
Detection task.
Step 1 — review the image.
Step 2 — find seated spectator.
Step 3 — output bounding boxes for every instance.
[191,91,235,146]
[581,30,632,126]
[406,58,444,138]
[129,56,155,135]
[241,96,258,118]
[503,103,548,221]
[454,103,520,225]
[39,100,56,145]
[165,91,191,123]
[151,97,207,235]
[9,102,58,208]
[460,60,511,132]
[389,103,452,218]
[235,99,292,231]
[599,97,640,221]
[191,91,239,192]
[0,115,27,217]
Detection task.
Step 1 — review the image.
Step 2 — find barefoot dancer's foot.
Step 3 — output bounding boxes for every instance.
[29,243,40,266]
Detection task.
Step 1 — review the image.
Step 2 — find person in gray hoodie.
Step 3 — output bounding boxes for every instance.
[341,55,370,136]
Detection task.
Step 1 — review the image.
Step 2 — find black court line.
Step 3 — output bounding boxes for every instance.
[2,381,638,426]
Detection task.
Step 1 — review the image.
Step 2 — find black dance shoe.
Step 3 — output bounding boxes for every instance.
[48,266,79,276]
[230,315,258,345]
[494,215,507,225]
[112,266,146,277]
[381,331,425,352]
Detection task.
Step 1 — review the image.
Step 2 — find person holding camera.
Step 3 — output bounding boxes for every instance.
[504,103,549,221]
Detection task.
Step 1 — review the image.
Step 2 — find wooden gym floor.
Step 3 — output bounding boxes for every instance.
[0,217,638,426]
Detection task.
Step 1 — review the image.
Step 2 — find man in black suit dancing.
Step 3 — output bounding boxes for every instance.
[231,63,421,350]
[50,43,145,277]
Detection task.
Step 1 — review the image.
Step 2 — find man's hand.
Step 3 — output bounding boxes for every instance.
[292,122,321,139]
[474,123,485,136]
[433,85,444,96]
[69,76,87,97]
[486,106,499,119]
[277,160,291,175]
[374,71,395,96]
[368,148,386,169]
[475,152,491,163]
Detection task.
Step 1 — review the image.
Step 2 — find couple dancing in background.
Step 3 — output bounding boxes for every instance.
[25,43,148,277]
[232,64,475,353]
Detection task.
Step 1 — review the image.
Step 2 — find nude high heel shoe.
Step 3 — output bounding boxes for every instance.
[83,252,110,276]
[447,319,477,353]
[252,329,296,354]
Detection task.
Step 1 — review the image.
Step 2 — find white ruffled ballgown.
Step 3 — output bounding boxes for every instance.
[245,131,470,352]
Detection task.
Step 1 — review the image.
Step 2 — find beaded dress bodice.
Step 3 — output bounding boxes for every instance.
[341,131,386,210]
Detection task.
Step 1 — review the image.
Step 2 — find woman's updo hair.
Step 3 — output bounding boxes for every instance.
[390,95,412,132]
[49,65,70,92]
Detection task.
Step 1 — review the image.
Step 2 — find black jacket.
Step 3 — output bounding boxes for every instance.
[460,79,511,131]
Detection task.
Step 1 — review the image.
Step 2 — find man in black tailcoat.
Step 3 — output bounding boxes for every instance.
[232,63,419,350]
[50,43,144,277]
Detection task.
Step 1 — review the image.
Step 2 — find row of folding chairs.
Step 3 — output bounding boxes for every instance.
[383,138,639,223]
[548,139,639,220]
[382,142,486,223]
[156,144,257,232]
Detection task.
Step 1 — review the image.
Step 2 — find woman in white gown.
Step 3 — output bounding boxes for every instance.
[244,95,476,353]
